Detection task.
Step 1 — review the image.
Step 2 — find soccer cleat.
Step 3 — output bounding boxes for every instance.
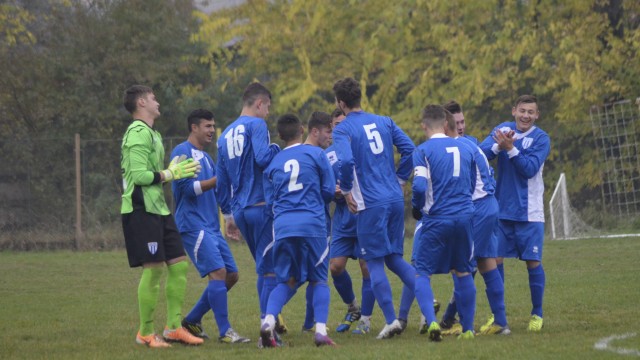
[398,318,408,332]
[442,323,462,336]
[419,315,428,334]
[259,323,278,348]
[219,328,251,343]
[163,327,204,345]
[439,317,458,331]
[427,322,443,342]
[433,299,441,315]
[479,314,495,333]
[457,330,475,340]
[480,323,511,335]
[314,333,337,347]
[181,318,209,339]
[352,320,370,335]
[302,325,315,333]
[376,319,403,340]
[136,332,171,348]
[336,306,361,332]
[528,315,544,332]
[275,313,288,335]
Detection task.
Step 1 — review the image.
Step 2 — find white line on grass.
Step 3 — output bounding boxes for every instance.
[594,333,640,356]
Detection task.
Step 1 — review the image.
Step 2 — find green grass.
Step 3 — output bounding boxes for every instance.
[1,237,640,359]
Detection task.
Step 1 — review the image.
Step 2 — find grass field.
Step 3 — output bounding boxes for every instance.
[1,236,640,359]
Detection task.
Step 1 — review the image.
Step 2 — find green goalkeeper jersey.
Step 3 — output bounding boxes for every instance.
[120,120,170,215]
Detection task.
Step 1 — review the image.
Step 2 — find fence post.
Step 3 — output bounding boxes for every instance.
[75,133,83,249]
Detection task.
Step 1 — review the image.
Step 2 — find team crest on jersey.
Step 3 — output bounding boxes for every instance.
[522,137,533,149]
[533,246,539,254]
[148,242,158,255]
[326,151,338,165]
[360,248,367,256]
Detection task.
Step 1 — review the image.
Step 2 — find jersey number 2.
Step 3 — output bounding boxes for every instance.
[224,125,245,159]
[363,124,384,154]
[284,159,303,192]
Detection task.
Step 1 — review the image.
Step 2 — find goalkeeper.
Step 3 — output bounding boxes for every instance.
[120,85,203,348]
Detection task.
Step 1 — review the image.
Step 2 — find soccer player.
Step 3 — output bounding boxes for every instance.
[438,110,510,336]
[412,104,477,341]
[332,77,416,339]
[216,82,282,330]
[479,95,551,332]
[120,85,203,347]
[170,109,250,344]
[443,100,478,145]
[260,114,337,347]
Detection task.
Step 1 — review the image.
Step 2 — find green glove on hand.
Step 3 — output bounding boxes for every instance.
[161,155,201,182]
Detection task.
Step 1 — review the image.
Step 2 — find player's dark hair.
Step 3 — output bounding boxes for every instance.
[333,77,361,109]
[444,109,456,133]
[443,100,462,114]
[242,82,271,107]
[277,113,302,142]
[331,107,344,119]
[307,111,332,132]
[123,85,153,114]
[187,109,214,133]
[514,94,538,107]
[421,104,447,128]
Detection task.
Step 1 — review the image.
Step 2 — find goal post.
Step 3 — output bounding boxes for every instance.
[549,173,569,240]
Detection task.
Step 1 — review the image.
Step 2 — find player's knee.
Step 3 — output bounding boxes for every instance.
[208,267,227,281]
[226,271,239,290]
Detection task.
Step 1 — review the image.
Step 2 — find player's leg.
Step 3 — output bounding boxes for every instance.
[353,259,375,334]
[308,236,335,346]
[330,237,360,332]
[519,222,546,331]
[451,217,476,339]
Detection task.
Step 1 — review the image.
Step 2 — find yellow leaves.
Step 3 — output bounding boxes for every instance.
[0,4,35,47]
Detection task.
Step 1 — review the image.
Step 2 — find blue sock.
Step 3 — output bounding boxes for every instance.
[207,279,231,336]
[184,289,210,324]
[303,283,315,329]
[482,268,507,326]
[260,276,277,319]
[332,270,355,305]
[265,283,290,319]
[414,275,437,324]
[312,282,331,324]
[454,274,476,333]
[497,263,505,283]
[361,277,375,316]
[442,273,458,322]
[528,264,545,317]
[398,284,414,320]
[385,254,416,289]
[367,258,396,324]
[257,275,264,318]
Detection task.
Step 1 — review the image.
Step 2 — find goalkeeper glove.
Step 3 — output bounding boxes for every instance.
[161,155,201,182]
[412,207,422,221]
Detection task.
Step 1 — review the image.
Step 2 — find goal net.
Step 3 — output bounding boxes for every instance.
[549,173,601,240]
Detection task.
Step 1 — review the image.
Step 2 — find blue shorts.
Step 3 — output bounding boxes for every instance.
[472,196,499,259]
[233,205,274,275]
[181,230,239,277]
[414,215,474,276]
[496,219,544,261]
[273,236,329,284]
[330,234,359,259]
[410,221,424,264]
[356,201,405,261]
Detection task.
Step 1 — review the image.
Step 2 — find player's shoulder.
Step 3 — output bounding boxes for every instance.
[531,125,550,138]
[170,141,191,157]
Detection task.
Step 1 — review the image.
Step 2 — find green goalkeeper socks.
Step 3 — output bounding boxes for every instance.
[165,260,188,329]
[138,266,163,336]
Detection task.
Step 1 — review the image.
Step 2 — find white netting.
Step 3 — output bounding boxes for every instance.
[549,173,601,240]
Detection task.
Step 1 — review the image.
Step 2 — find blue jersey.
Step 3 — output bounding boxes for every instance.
[479,122,550,222]
[332,110,415,210]
[325,145,357,237]
[456,136,495,200]
[171,141,220,232]
[462,134,478,145]
[216,116,280,214]
[412,133,474,217]
[264,144,336,239]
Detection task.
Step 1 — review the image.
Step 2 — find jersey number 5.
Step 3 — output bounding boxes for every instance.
[284,159,303,192]
[446,147,461,177]
[224,125,245,159]
[363,124,384,154]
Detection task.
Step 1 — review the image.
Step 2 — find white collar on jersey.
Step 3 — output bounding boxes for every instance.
[429,133,448,139]
[284,142,303,150]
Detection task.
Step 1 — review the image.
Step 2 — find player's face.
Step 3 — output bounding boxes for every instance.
[141,93,161,118]
[193,119,215,148]
[454,112,465,136]
[331,114,345,129]
[256,97,271,119]
[317,126,333,149]
[512,102,539,132]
